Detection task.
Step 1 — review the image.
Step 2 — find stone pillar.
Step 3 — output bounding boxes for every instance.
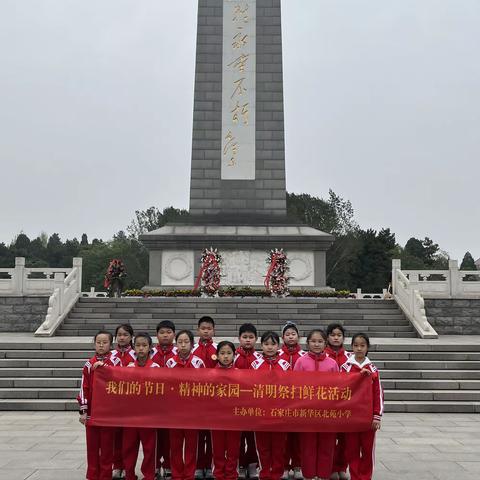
[13,257,25,295]
[449,259,460,298]
[392,259,401,295]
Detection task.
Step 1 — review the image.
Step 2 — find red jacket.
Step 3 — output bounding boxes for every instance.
[250,354,290,371]
[279,344,306,369]
[127,358,160,368]
[325,346,351,368]
[166,353,205,369]
[192,339,218,368]
[77,353,120,414]
[110,346,136,366]
[234,347,262,369]
[151,344,177,367]
[340,356,384,422]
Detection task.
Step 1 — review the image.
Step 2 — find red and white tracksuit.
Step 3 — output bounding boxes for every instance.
[211,363,241,480]
[251,355,290,480]
[234,347,262,469]
[325,346,352,476]
[78,353,121,480]
[279,345,306,471]
[167,353,205,480]
[294,352,339,479]
[110,346,137,471]
[123,358,160,480]
[192,339,218,470]
[151,344,178,471]
[341,357,383,480]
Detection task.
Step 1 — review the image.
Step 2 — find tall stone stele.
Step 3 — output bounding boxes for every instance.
[141,0,334,289]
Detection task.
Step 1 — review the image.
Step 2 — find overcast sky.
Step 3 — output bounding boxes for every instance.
[0,0,478,261]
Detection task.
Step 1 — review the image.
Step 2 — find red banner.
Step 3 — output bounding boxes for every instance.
[90,368,372,432]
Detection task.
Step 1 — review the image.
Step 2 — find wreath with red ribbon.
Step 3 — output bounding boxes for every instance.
[264,248,289,297]
[103,259,127,295]
[194,247,222,296]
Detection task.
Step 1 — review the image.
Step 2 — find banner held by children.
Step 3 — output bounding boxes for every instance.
[90,367,373,432]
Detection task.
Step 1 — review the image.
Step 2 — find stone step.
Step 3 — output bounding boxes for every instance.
[381,369,480,379]
[0,388,77,399]
[0,368,80,378]
[386,401,480,413]
[384,389,480,401]
[374,360,480,370]
[0,377,81,388]
[382,379,480,390]
[0,399,78,411]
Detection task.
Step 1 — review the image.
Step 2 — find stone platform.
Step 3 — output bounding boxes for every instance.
[0,411,478,479]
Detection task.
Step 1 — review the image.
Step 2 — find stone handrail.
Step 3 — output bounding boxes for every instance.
[392,260,438,339]
[34,258,83,336]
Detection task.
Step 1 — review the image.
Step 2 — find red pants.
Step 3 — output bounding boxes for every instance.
[284,432,301,469]
[255,432,287,480]
[85,425,115,480]
[170,429,198,480]
[197,430,212,469]
[332,433,348,473]
[239,431,258,467]
[157,428,171,469]
[300,432,335,479]
[113,427,124,470]
[211,430,241,480]
[345,430,376,480]
[123,427,157,480]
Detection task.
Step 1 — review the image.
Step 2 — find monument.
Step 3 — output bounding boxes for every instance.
[141,0,334,289]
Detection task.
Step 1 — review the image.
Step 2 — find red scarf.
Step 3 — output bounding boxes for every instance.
[307,351,327,371]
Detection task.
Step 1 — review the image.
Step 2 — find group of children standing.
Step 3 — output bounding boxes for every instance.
[78,317,383,480]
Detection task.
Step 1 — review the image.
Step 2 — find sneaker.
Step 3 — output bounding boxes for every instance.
[164,468,172,478]
[238,467,247,479]
[338,472,349,480]
[112,469,124,479]
[205,469,214,479]
[330,474,339,480]
[281,470,290,480]
[293,468,303,480]
[195,469,205,480]
[247,463,258,479]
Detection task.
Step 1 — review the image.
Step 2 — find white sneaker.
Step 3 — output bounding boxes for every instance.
[247,463,258,479]
[164,468,172,478]
[238,467,247,479]
[281,470,290,480]
[195,469,204,480]
[330,473,339,480]
[205,468,213,479]
[293,468,303,480]
[338,472,349,480]
[112,469,123,479]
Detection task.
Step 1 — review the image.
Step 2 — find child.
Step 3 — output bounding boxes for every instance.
[123,333,159,480]
[279,322,306,480]
[294,330,339,480]
[111,324,136,479]
[325,323,351,480]
[251,331,290,480]
[78,330,120,480]
[151,320,177,478]
[341,333,383,480]
[211,341,241,480]
[234,323,261,479]
[192,316,217,479]
[167,330,205,480]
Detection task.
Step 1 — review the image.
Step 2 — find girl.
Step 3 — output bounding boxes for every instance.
[78,330,120,480]
[123,332,159,480]
[280,322,305,480]
[251,331,290,480]
[167,330,205,480]
[325,323,351,480]
[111,324,136,480]
[294,330,339,480]
[341,333,383,480]
[211,341,241,480]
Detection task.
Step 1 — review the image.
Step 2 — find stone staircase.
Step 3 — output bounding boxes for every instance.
[56,297,417,338]
[1,339,479,412]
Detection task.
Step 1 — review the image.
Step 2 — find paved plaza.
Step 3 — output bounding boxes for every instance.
[0,412,478,480]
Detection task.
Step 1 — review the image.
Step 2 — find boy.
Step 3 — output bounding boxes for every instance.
[151,320,177,478]
[192,317,218,479]
[234,323,261,479]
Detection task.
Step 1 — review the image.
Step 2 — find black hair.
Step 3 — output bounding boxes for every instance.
[198,316,215,328]
[282,321,299,336]
[351,332,370,350]
[115,324,134,346]
[306,329,327,343]
[176,329,194,344]
[326,323,346,337]
[217,340,236,355]
[156,320,176,333]
[134,332,153,347]
[261,330,280,345]
[239,323,257,337]
[94,330,113,344]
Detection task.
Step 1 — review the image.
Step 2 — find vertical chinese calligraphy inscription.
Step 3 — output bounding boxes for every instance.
[190,0,286,218]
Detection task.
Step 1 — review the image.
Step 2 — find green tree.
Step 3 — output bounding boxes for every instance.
[460,252,477,270]
[127,206,189,238]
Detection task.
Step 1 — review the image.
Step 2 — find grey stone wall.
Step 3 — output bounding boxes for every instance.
[425,299,480,334]
[189,0,287,218]
[0,297,48,332]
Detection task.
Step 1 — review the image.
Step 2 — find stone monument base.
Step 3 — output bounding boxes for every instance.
[140,224,334,290]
